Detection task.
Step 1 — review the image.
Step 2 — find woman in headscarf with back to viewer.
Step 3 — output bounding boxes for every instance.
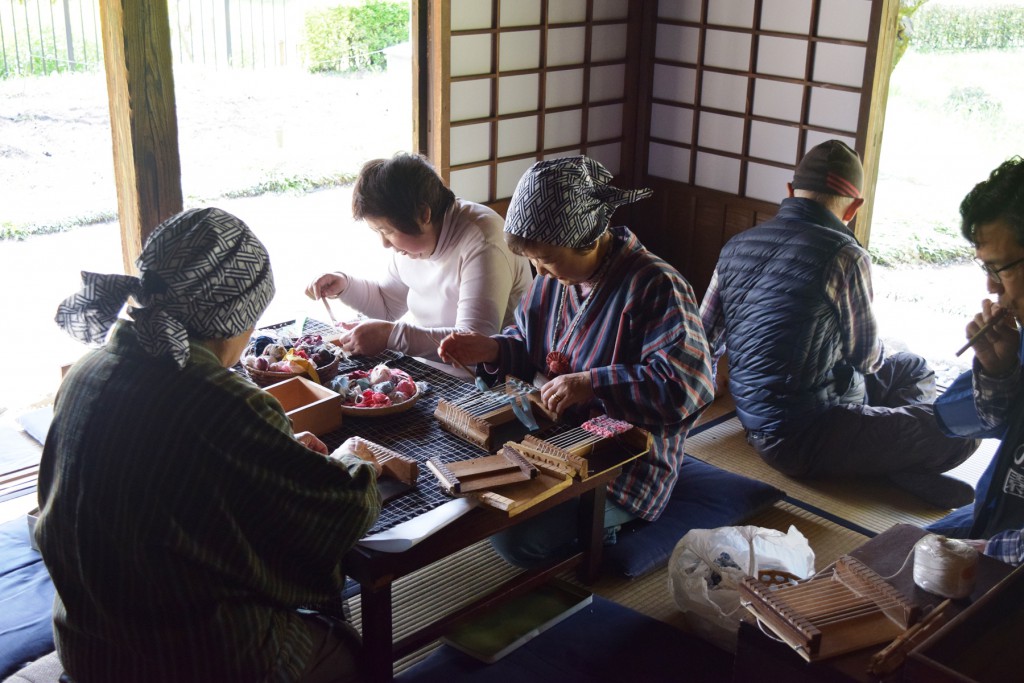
[438,156,715,568]
[305,152,533,367]
[39,207,380,683]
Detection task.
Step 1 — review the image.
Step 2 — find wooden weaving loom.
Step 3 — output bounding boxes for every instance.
[739,555,922,662]
[433,376,555,450]
[348,437,419,504]
[427,416,652,516]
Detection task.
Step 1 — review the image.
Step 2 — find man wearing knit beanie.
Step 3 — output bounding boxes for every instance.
[700,140,980,509]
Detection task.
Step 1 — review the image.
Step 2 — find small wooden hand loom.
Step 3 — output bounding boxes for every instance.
[739,555,921,662]
[426,446,538,494]
[348,437,419,503]
[433,376,555,450]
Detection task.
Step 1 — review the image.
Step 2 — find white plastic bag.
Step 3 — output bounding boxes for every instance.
[667,525,815,652]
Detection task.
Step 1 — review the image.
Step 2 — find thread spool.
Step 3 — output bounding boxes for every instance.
[913,534,978,599]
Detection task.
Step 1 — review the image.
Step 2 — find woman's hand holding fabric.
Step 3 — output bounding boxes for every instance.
[540,371,594,419]
[294,431,328,455]
[337,319,394,356]
[305,272,349,300]
[438,331,500,366]
[331,437,383,476]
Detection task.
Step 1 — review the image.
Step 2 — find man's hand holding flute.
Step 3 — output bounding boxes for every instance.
[960,301,1019,376]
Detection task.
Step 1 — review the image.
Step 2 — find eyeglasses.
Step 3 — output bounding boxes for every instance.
[976,256,1024,283]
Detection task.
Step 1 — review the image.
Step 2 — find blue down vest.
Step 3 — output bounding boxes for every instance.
[718,198,862,435]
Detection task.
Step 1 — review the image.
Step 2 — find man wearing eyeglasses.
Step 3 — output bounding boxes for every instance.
[931,156,1024,567]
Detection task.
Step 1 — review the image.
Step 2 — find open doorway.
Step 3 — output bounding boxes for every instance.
[0,0,414,414]
[869,0,1024,384]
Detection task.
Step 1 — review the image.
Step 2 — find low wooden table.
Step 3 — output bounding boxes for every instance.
[344,465,619,683]
[732,524,1014,683]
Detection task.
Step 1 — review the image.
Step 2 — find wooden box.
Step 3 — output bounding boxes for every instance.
[264,376,342,436]
[906,563,1024,683]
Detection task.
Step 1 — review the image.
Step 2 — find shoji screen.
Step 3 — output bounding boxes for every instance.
[648,0,874,202]
[431,0,640,206]
[637,0,896,294]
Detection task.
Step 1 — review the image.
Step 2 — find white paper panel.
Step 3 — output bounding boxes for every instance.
[817,0,871,42]
[708,0,755,28]
[652,64,697,104]
[593,0,628,21]
[449,166,491,203]
[548,0,587,24]
[590,64,625,102]
[745,162,792,202]
[760,0,812,34]
[497,116,538,157]
[546,69,585,107]
[749,120,798,163]
[500,0,540,27]
[544,149,581,160]
[655,24,700,63]
[697,112,744,154]
[499,31,541,71]
[592,24,628,62]
[587,104,622,142]
[450,123,491,165]
[808,87,860,133]
[544,110,583,148]
[547,27,586,66]
[496,158,536,198]
[757,36,807,79]
[451,34,492,77]
[804,130,856,154]
[587,143,621,175]
[753,79,803,121]
[704,29,751,71]
[700,71,748,113]
[695,151,740,194]
[498,74,540,115]
[650,103,693,143]
[648,142,691,182]
[813,43,866,88]
[451,79,492,121]
[658,0,702,22]
[451,0,492,31]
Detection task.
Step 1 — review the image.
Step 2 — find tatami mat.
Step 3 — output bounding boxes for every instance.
[685,416,996,535]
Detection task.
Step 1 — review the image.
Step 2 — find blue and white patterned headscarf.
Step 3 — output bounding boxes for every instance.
[55,207,275,368]
[504,156,653,249]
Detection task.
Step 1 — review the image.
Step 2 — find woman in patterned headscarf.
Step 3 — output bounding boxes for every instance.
[39,208,380,683]
[438,156,715,568]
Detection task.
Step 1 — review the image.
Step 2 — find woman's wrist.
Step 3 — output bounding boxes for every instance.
[333,272,349,298]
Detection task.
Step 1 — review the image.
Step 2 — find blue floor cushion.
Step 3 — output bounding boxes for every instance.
[0,516,56,679]
[603,456,785,578]
[396,594,733,683]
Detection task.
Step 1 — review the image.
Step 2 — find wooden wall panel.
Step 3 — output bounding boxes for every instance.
[633,177,777,299]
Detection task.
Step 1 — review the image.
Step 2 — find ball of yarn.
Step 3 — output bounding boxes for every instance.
[913,534,978,599]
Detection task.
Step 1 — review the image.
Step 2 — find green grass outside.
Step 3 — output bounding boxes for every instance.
[870,47,1024,265]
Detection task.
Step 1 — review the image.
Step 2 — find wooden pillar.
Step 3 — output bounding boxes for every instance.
[99,0,183,274]
[855,0,900,248]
